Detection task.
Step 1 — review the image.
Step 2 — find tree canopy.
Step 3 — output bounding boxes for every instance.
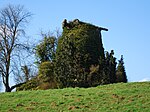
[116,55,128,83]
[35,35,57,63]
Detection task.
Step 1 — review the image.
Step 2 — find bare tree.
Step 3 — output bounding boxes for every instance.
[0,4,32,92]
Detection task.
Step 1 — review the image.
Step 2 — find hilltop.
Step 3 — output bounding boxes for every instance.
[0,82,150,112]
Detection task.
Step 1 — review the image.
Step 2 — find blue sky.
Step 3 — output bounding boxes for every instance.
[0,0,150,85]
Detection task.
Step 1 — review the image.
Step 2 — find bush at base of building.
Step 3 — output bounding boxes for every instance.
[17,61,58,91]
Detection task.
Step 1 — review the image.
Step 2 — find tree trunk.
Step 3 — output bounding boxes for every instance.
[5,72,11,92]
[5,85,11,92]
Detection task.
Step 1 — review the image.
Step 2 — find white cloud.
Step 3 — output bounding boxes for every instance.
[139,78,150,82]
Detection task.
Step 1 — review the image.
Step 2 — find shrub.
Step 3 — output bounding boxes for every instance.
[38,61,58,89]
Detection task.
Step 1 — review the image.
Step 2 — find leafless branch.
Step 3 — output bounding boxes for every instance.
[0,4,32,92]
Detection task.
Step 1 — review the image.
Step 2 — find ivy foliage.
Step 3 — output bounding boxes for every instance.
[55,19,105,87]
[17,61,58,91]
[17,19,127,91]
[38,61,57,89]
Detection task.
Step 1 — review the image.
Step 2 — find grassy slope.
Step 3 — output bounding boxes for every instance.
[0,82,150,112]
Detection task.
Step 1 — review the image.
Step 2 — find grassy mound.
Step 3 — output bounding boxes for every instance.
[0,82,150,112]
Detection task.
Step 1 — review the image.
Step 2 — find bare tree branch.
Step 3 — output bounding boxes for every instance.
[0,4,32,92]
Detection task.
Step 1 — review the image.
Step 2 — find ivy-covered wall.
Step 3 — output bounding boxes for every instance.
[17,19,112,90]
[55,19,108,87]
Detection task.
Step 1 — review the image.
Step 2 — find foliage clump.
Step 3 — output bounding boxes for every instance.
[55,19,118,88]
[17,62,58,91]
[116,55,127,83]
[17,35,58,91]
[16,78,38,91]
[35,35,57,63]
[37,61,57,89]
[18,19,127,91]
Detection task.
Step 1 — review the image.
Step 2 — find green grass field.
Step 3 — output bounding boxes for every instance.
[0,82,150,112]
